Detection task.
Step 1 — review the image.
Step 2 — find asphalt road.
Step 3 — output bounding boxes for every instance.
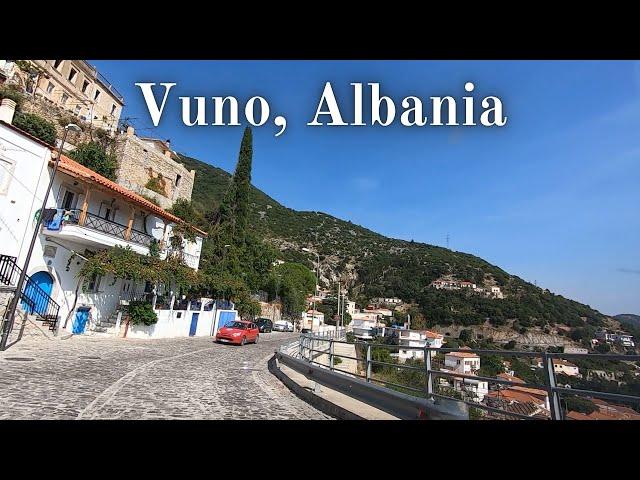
[0,332,331,420]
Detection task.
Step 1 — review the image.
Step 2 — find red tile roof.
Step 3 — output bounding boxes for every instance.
[496,373,525,384]
[446,351,480,358]
[54,154,207,236]
[1,120,206,236]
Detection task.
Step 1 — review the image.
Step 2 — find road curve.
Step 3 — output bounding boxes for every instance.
[0,332,330,420]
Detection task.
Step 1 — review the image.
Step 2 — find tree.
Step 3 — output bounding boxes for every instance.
[459,329,474,343]
[70,141,117,180]
[214,127,253,244]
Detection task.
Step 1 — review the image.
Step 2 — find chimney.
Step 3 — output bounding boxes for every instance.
[0,99,17,125]
[126,125,135,137]
[164,139,172,158]
[164,149,172,158]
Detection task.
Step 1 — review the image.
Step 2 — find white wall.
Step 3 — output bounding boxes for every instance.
[127,308,215,339]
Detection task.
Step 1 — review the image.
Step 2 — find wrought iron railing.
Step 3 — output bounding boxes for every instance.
[294,333,640,421]
[0,254,60,331]
[47,209,153,248]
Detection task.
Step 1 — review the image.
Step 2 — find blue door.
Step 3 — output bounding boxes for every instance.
[72,308,90,334]
[22,271,53,316]
[189,313,199,336]
[216,310,236,335]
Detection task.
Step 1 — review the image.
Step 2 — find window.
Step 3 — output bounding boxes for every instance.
[93,89,101,101]
[74,105,82,115]
[68,68,77,83]
[82,80,90,93]
[175,174,181,187]
[53,60,63,71]
[87,273,102,293]
[61,190,76,210]
[60,93,69,106]
[110,104,117,115]
[46,82,55,94]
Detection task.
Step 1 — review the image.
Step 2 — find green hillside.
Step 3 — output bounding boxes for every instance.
[177,153,613,336]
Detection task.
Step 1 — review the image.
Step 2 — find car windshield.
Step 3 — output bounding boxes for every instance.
[225,321,247,329]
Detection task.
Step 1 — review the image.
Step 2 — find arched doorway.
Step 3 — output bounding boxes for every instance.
[22,271,54,316]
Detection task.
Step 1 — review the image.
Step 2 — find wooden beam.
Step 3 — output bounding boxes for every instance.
[124,207,135,241]
[78,187,91,225]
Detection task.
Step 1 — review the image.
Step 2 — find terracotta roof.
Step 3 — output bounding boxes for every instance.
[446,351,479,358]
[496,373,525,384]
[54,154,207,236]
[424,330,444,339]
[487,389,545,407]
[510,385,548,399]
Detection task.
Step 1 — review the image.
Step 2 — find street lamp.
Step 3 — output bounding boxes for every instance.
[302,247,320,331]
[0,124,81,350]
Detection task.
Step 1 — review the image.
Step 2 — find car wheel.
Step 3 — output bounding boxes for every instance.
[241,336,246,346]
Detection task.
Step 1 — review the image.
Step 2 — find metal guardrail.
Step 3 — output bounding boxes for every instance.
[289,333,640,420]
[276,341,468,420]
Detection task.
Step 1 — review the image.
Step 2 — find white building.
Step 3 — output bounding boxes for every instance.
[451,375,489,402]
[444,351,481,374]
[534,358,580,377]
[301,309,325,331]
[345,300,357,316]
[371,297,402,305]
[351,313,381,340]
[394,329,444,362]
[0,103,209,339]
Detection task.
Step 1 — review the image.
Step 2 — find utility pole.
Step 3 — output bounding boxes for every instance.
[446,233,450,250]
[337,282,341,328]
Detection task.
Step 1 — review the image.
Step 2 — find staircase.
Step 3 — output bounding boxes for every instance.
[0,255,60,333]
[86,310,120,336]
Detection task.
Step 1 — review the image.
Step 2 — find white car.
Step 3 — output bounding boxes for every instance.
[274,321,294,332]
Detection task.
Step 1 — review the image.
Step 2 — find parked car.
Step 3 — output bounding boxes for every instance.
[301,328,312,334]
[274,320,294,332]
[215,321,259,345]
[256,318,273,333]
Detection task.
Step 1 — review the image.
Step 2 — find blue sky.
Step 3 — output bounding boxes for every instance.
[92,60,640,315]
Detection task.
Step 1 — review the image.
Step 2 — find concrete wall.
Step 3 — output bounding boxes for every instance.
[126,308,216,339]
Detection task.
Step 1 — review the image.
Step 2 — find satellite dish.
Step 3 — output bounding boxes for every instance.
[145,215,164,240]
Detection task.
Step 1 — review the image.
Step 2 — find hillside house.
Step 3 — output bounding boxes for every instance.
[0,104,213,339]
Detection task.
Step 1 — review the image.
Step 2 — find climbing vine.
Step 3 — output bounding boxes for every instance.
[78,246,199,291]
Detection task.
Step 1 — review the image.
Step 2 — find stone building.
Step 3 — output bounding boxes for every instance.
[4,60,125,132]
[113,127,196,209]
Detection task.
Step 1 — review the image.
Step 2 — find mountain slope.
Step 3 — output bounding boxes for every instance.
[177,153,611,332]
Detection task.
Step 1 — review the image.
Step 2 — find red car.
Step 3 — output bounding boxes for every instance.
[216,320,259,346]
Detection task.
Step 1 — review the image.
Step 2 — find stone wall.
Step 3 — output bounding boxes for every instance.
[17,93,111,147]
[113,131,195,209]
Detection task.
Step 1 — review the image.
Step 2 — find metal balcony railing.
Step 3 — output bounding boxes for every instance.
[45,209,153,248]
[293,334,640,420]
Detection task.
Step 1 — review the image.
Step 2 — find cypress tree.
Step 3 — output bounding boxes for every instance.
[216,127,252,242]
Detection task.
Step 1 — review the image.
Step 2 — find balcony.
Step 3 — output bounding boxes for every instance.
[42,208,153,254]
[164,248,200,270]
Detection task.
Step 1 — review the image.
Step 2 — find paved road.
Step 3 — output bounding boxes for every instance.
[0,332,331,420]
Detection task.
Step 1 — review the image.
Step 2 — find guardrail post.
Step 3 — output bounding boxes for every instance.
[366,344,372,382]
[330,339,334,371]
[543,353,563,420]
[425,347,433,397]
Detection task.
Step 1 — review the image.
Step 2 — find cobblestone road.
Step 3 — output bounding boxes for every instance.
[0,333,331,420]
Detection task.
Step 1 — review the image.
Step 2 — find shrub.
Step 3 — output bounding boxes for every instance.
[564,396,597,415]
[146,176,165,195]
[12,112,56,145]
[0,85,24,109]
[127,301,158,326]
[69,141,117,180]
